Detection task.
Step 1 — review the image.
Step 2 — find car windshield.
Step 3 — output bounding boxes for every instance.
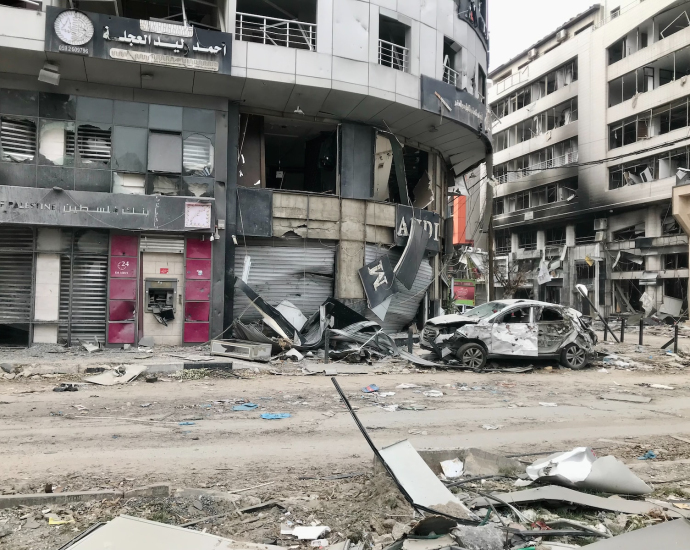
[464,301,508,319]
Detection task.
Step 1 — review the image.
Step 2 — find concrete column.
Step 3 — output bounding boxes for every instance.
[223,102,240,330]
[510,232,519,254]
[565,224,576,247]
[536,230,546,252]
[33,254,60,344]
[224,0,237,36]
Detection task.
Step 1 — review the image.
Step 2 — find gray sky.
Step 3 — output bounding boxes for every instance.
[488,0,597,72]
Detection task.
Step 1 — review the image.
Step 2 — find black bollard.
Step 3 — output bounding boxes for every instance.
[674,324,679,354]
[408,326,414,353]
[639,319,644,346]
[603,319,608,341]
[324,330,330,364]
[620,318,626,343]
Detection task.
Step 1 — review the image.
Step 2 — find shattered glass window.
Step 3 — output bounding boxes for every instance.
[38,119,75,166]
[77,123,111,168]
[0,116,36,163]
[183,134,214,176]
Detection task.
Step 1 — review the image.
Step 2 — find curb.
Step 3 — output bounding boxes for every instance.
[0,484,170,509]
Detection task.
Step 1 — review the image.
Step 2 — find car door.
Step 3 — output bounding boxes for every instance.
[490,305,538,356]
[536,306,570,355]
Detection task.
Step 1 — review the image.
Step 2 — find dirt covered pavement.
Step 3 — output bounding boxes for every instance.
[2,334,690,548]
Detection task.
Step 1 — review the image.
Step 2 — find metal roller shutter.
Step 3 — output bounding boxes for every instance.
[140,235,185,254]
[364,245,433,333]
[233,239,335,323]
[58,230,109,345]
[0,227,34,325]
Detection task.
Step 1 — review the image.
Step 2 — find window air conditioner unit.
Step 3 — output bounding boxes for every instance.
[556,29,568,43]
[595,231,606,242]
[528,48,539,60]
[593,218,608,231]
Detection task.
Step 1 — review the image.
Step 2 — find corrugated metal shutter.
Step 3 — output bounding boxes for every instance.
[233,239,335,323]
[0,227,34,324]
[365,245,433,332]
[140,235,185,254]
[59,231,109,345]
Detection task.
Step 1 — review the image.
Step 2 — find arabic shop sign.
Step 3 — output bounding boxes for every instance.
[45,7,232,75]
[395,205,441,255]
[0,187,214,232]
[420,75,491,133]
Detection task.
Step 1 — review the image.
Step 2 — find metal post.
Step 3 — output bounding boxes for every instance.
[488,218,496,301]
[639,318,644,345]
[324,329,329,364]
[603,319,608,341]
[263,17,266,44]
[620,318,626,343]
[286,21,289,48]
[408,326,413,354]
[674,324,679,354]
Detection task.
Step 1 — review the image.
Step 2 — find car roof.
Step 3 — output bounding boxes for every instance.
[494,299,565,309]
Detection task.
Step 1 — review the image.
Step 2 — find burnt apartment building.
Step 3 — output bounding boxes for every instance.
[484,0,690,319]
[0,0,491,345]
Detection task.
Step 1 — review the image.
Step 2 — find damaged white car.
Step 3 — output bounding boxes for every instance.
[420,300,598,370]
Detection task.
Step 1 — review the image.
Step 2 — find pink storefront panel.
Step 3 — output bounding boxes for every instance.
[110,256,138,278]
[186,238,212,259]
[108,322,135,344]
[185,259,211,280]
[110,234,138,257]
[184,323,209,343]
[185,301,210,322]
[109,279,137,300]
[109,300,136,321]
[185,280,211,301]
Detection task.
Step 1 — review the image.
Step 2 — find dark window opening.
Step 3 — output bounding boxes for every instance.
[546,184,558,203]
[611,7,620,19]
[576,262,595,280]
[477,66,487,104]
[379,15,410,72]
[515,191,530,211]
[664,278,688,302]
[665,253,689,270]
[494,198,504,215]
[616,280,643,312]
[662,211,683,235]
[264,116,337,194]
[546,227,565,245]
[608,37,626,65]
[545,286,561,304]
[236,0,317,24]
[575,221,595,244]
[500,306,532,323]
[518,230,536,251]
[495,229,510,255]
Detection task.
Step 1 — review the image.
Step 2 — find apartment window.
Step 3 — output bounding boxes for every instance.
[477,66,487,104]
[379,16,409,73]
[495,229,511,255]
[515,190,530,211]
[609,113,650,150]
[610,8,620,19]
[546,227,565,245]
[494,197,504,215]
[610,146,690,188]
[518,231,537,251]
[443,39,461,87]
[575,221,595,244]
[608,36,627,64]
[664,253,689,270]
[576,262,595,280]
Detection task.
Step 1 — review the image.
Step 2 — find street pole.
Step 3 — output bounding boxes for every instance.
[488,215,495,301]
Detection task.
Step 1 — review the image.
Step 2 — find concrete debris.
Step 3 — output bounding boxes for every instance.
[582,518,690,549]
[84,365,147,386]
[461,448,523,477]
[439,459,463,478]
[452,525,504,550]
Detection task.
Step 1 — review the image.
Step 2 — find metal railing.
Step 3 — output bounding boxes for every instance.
[378,39,409,73]
[236,12,316,51]
[496,151,578,184]
[443,65,460,86]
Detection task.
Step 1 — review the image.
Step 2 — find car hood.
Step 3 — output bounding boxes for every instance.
[426,314,477,327]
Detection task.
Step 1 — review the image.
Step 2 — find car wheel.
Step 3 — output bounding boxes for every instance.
[561,343,588,370]
[456,343,487,370]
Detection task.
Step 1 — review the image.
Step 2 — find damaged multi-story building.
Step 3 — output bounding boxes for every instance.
[0,0,491,345]
[484,0,690,319]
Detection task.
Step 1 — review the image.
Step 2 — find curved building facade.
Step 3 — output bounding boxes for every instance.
[0,0,490,346]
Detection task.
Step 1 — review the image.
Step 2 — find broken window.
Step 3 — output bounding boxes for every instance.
[0,116,36,163]
[575,262,595,280]
[494,198,504,215]
[546,227,565,245]
[183,134,214,177]
[443,38,461,86]
[146,174,180,196]
[612,223,645,241]
[539,308,564,322]
[662,207,683,235]
[575,221,595,244]
[608,36,627,65]
[373,131,428,205]
[123,0,221,29]
[495,229,510,254]
[499,306,532,323]
[664,278,688,301]
[112,173,145,195]
[38,120,75,166]
[262,116,337,194]
[664,253,689,270]
[77,123,111,168]
[378,15,410,72]
[515,191,530,211]
[148,131,182,173]
[518,231,536,251]
[477,66,487,104]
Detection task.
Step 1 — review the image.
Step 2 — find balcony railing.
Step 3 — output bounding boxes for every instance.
[236,12,316,51]
[378,39,409,73]
[496,151,578,184]
[443,65,460,87]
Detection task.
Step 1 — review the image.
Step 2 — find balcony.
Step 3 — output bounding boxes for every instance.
[497,151,578,184]
[378,39,409,73]
[235,13,316,51]
[443,65,461,87]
